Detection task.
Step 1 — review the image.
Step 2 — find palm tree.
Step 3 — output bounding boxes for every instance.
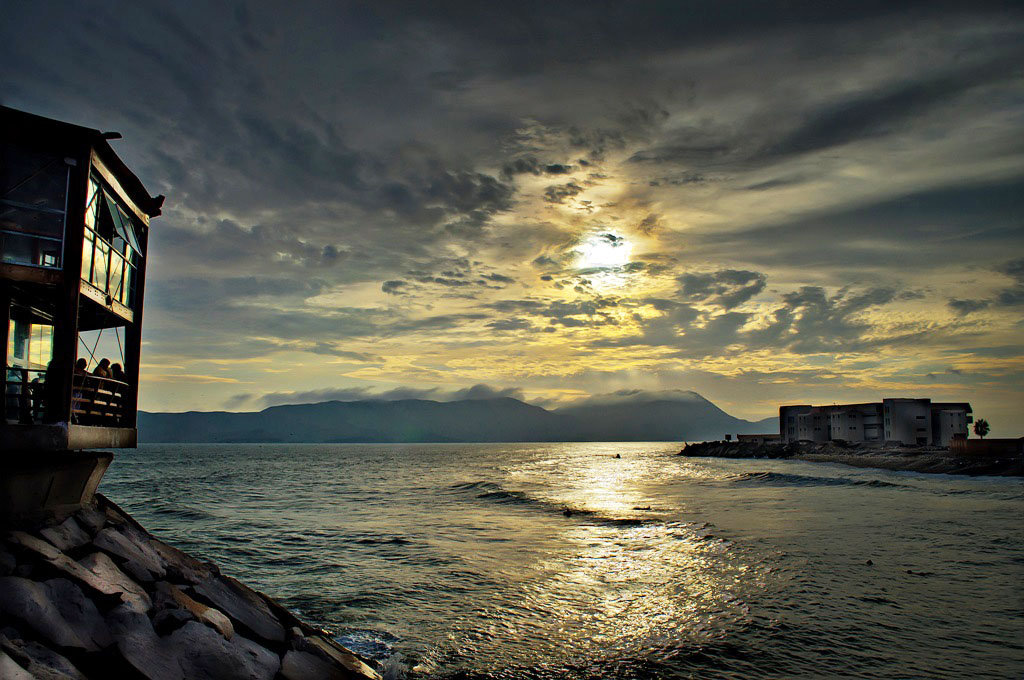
[973,418,990,439]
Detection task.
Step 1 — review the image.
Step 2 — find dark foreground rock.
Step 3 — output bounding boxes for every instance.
[679,440,1024,476]
[0,494,382,680]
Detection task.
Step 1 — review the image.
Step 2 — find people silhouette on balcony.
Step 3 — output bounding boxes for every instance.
[93,358,111,378]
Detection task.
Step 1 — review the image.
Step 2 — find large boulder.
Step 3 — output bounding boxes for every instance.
[106,604,185,680]
[154,581,233,640]
[5,530,62,560]
[151,541,213,585]
[0,649,34,680]
[281,649,353,680]
[191,576,285,644]
[93,526,166,582]
[78,552,152,613]
[0,549,15,577]
[40,517,92,554]
[73,506,107,536]
[167,622,279,680]
[299,636,383,680]
[5,534,130,608]
[0,577,112,652]
[0,629,88,679]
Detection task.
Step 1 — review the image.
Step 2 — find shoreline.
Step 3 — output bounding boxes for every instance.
[679,441,1024,477]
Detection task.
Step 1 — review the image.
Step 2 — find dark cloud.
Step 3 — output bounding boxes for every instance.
[544,299,620,327]
[488,300,547,314]
[148,276,328,312]
[744,176,805,191]
[601,283,918,358]
[544,163,573,175]
[568,126,627,161]
[223,393,256,410]
[995,257,1024,307]
[481,272,516,284]
[629,49,1024,171]
[500,157,575,179]
[758,57,1023,162]
[636,213,662,235]
[947,258,1024,315]
[449,384,525,401]
[426,277,474,287]
[678,270,767,309]
[689,177,1024,273]
[753,286,901,354]
[237,382,525,409]
[948,299,990,316]
[556,388,705,409]
[543,181,585,203]
[486,297,621,328]
[386,313,490,335]
[382,280,409,295]
[307,344,383,362]
[486,318,534,331]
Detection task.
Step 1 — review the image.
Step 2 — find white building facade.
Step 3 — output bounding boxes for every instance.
[780,398,972,446]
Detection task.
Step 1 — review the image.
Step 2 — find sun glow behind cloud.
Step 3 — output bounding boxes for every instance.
[576,232,633,269]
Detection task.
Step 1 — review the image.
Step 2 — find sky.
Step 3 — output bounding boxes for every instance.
[2,1,1022,433]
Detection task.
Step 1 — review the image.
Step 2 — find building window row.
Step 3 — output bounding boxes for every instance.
[0,144,70,269]
[81,175,142,309]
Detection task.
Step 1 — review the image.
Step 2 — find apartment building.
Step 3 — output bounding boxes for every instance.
[780,398,972,446]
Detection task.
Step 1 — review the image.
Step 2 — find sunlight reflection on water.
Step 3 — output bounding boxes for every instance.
[103,442,1024,679]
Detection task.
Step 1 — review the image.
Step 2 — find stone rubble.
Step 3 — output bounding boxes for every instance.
[0,494,383,679]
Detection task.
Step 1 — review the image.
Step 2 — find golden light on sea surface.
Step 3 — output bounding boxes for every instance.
[425,444,760,671]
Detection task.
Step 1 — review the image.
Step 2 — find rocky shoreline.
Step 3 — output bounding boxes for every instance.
[679,441,1024,476]
[0,493,382,680]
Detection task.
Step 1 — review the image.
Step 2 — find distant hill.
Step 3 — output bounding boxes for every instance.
[553,391,776,441]
[139,394,777,443]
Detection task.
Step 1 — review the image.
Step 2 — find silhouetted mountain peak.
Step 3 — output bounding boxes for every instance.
[139,392,776,443]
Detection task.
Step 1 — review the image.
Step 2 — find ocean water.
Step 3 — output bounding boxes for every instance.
[101,443,1023,679]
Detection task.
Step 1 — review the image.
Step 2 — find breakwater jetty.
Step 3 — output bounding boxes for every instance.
[0,493,382,680]
[679,440,1023,476]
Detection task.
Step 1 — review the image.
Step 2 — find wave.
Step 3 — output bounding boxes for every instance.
[150,503,215,521]
[448,480,652,527]
[727,471,905,488]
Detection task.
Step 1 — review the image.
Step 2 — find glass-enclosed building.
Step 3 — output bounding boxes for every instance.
[2,106,163,450]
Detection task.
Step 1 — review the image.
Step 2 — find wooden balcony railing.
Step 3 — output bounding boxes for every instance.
[3,367,47,424]
[72,373,129,426]
[2,367,132,427]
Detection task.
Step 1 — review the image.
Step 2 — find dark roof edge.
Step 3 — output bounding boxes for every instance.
[0,106,164,218]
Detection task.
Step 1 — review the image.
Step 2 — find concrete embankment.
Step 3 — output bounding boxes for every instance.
[679,441,1024,476]
[0,493,382,680]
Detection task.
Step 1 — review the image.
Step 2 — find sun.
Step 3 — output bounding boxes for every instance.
[577,232,632,269]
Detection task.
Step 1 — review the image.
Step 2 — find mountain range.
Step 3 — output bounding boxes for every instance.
[138,392,777,443]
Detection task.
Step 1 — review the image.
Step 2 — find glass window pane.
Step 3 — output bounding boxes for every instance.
[81,232,94,282]
[119,263,134,305]
[114,205,141,253]
[0,230,62,268]
[0,145,68,211]
[7,318,28,365]
[29,324,52,369]
[109,252,124,299]
[92,239,109,290]
[84,182,100,233]
[0,202,65,239]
